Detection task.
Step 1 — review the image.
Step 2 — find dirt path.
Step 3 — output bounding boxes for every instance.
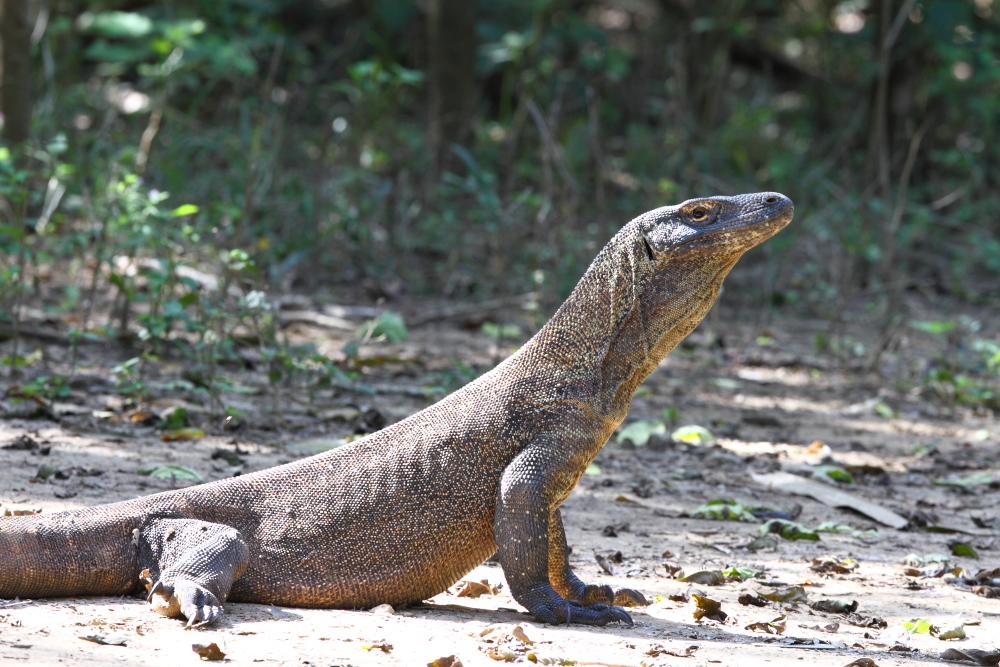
[2,308,998,666]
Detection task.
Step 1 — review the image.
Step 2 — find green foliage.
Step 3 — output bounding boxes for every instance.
[692,499,757,523]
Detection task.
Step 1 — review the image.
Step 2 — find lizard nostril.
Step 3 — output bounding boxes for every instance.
[764,196,778,204]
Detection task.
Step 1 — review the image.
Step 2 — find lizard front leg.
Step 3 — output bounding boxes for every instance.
[548,508,647,608]
[495,447,632,626]
[135,519,249,627]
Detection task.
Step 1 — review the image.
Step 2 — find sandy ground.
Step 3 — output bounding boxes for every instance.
[2,305,999,667]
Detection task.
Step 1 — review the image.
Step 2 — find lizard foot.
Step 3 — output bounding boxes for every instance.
[575,584,649,608]
[533,600,633,627]
[148,579,225,628]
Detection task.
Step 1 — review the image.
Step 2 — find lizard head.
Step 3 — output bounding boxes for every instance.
[635,192,793,261]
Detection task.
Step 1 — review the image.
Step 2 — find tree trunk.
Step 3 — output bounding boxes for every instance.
[1,0,32,144]
[425,0,477,176]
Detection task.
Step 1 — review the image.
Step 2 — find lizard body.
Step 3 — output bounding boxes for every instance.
[0,192,793,626]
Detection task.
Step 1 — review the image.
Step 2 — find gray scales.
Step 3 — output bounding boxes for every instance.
[0,192,793,627]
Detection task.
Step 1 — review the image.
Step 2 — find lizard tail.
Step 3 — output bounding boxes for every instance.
[0,508,139,598]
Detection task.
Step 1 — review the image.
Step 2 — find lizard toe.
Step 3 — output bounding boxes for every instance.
[576,584,615,606]
[613,588,648,607]
[531,600,633,626]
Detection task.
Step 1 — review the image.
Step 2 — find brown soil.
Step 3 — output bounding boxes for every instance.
[1,297,998,667]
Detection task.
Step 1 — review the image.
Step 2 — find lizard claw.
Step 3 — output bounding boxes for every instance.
[533,600,633,627]
[148,577,225,628]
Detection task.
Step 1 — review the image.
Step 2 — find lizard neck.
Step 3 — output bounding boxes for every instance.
[521,225,739,424]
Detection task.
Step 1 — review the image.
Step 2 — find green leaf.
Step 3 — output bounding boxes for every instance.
[910,320,955,335]
[670,424,715,445]
[616,420,666,447]
[356,311,408,343]
[902,553,951,566]
[693,499,758,522]
[722,566,761,581]
[86,11,154,38]
[901,619,933,634]
[136,464,202,482]
[933,623,967,640]
[584,464,601,476]
[874,402,898,418]
[949,542,979,558]
[710,378,742,389]
[481,322,522,340]
[162,407,186,430]
[171,204,199,217]
[933,472,995,488]
[759,519,819,541]
[812,465,854,484]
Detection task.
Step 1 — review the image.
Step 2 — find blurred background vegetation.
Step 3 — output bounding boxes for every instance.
[0,0,997,400]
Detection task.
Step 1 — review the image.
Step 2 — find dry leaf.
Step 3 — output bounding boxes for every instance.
[428,657,464,667]
[939,648,1000,665]
[811,556,859,574]
[842,659,879,667]
[692,594,727,622]
[80,634,127,646]
[744,614,786,634]
[162,428,206,441]
[361,640,392,652]
[759,586,808,603]
[810,599,858,613]
[737,593,768,607]
[192,643,226,661]
[455,580,500,598]
[646,644,699,658]
[370,604,394,615]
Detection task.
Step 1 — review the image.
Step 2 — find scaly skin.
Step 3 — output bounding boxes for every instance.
[0,192,793,627]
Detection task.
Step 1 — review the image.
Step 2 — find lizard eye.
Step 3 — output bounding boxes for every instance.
[690,208,707,221]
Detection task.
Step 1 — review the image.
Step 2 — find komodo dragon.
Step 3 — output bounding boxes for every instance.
[0,192,793,628]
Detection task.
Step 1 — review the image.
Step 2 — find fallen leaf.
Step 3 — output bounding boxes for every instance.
[759,519,819,541]
[671,425,715,445]
[692,594,727,622]
[80,634,127,646]
[646,643,699,657]
[811,556,859,575]
[193,643,226,661]
[932,623,967,640]
[526,653,576,665]
[745,614,787,634]
[742,535,779,552]
[361,640,393,652]
[751,472,907,529]
[676,570,725,585]
[758,586,808,603]
[455,580,499,598]
[842,659,879,667]
[949,542,980,559]
[842,614,887,629]
[370,603,394,615]
[136,464,202,482]
[738,593,768,607]
[901,619,933,634]
[810,599,858,614]
[812,465,854,484]
[162,428,206,441]
[429,656,464,667]
[692,499,758,522]
[940,648,1000,665]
